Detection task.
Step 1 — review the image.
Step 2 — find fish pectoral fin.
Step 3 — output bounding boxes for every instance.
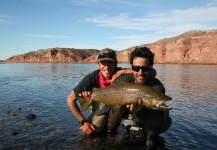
[95,105,111,116]
[77,96,91,112]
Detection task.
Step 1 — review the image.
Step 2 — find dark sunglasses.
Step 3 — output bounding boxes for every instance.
[132,65,151,72]
[98,53,116,59]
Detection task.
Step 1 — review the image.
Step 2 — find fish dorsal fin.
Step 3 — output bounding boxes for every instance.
[92,88,98,92]
[112,80,126,85]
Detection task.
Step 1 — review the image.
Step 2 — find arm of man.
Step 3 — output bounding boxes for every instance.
[111,68,157,83]
[67,90,95,135]
[111,68,133,82]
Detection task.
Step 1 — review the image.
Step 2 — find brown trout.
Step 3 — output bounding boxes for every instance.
[78,81,172,112]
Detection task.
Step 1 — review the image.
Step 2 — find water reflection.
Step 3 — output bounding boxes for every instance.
[155,64,217,150]
[0,63,216,149]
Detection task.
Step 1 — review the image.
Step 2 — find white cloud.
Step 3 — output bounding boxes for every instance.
[113,35,151,47]
[26,34,71,39]
[69,0,99,5]
[166,7,217,23]
[207,0,217,6]
[112,34,167,48]
[0,19,10,24]
[85,6,217,34]
[0,15,13,24]
[62,43,104,50]
[69,0,142,6]
[21,44,40,48]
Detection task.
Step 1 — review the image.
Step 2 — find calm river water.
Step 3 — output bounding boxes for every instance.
[0,63,216,150]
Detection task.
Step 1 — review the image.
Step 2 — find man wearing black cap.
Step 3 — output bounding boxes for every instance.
[67,48,129,135]
[67,48,157,135]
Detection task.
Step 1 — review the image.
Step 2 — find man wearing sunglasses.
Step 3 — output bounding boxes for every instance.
[114,47,172,148]
[67,48,157,136]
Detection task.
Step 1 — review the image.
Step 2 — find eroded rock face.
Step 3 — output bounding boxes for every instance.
[143,30,217,64]
[86,30,217,64]
[5,30,217,64]
[6,48,99,63]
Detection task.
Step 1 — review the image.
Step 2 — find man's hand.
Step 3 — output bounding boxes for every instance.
[111,70,124,83]
[78,91,95,105]
[79,91,91,99]
[126,99,142,112]
[82,121,95,135]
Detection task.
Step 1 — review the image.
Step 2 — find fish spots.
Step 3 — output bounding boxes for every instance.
[127,89,139,92]
[83,82,172,110]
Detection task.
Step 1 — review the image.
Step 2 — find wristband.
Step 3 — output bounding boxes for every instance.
[79,119,87,125]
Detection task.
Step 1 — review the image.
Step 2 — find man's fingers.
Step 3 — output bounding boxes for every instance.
[111,75,118,83]
[82,91,88,98]
[90,124,95,131]
[126,104,135,112]
[82,122,95,134]
[130,104,134,112]
[138,99,142,105]
[126,103,142,111]
[79,91,92,99]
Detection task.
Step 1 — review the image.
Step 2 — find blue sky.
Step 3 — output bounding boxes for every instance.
[1,0,217,60]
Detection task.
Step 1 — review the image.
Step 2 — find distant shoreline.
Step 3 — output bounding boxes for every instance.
[2,62,217,65]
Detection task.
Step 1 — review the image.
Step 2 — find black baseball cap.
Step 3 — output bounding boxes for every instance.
[98,48,117,62]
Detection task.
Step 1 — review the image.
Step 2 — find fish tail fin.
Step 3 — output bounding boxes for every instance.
[77,96,91,112]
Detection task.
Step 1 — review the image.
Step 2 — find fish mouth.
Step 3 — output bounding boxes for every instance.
[159,104,173,110]
[156,101,173,110]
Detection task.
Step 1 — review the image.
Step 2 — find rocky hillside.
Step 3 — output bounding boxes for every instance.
[84,30,217,64]
[6,30,217,64]
[6,48,99,63]
[143,30,217,64]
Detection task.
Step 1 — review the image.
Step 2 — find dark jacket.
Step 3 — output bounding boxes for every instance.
[113,73,171,134]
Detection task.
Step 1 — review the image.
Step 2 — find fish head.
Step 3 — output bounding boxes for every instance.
[142,98,173,110]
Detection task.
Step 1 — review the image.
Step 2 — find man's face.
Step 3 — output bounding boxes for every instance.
[98,60,116,79]
[132,57,151,84]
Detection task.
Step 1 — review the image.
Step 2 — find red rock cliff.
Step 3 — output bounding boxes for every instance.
[84,30,217,64]
[6,30,217,64]
[6,48,99,63]
[144,30,217,64]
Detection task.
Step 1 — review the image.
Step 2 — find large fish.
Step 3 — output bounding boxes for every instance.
[78,81,172,112]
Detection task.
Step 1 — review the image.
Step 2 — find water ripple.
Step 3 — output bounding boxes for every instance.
[0,63,217,149]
